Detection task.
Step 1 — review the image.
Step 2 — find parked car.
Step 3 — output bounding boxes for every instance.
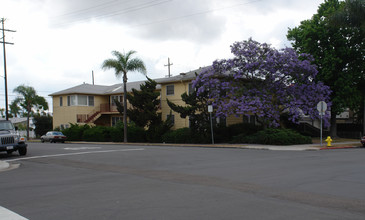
[0,120,27,155]
[361,136,365,147]
[41,131,67,143]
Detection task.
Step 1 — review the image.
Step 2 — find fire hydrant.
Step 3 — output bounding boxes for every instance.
[325,136,332,147]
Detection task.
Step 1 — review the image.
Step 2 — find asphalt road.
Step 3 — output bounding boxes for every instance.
[0,142,365,220]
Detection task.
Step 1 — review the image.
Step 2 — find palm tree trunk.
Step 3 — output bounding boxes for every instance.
[123,73,128,143]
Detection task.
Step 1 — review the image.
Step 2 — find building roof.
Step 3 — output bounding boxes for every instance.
[49,67,209,96]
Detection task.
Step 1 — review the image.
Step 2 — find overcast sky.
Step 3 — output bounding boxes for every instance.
[0,0,324,112]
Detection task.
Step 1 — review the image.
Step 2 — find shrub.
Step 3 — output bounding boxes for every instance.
[214,123,262,143]
[62,124,90,141]
[162,128,210,144]
[231,128,312,145]
[83,126,112,142]
[110,122,146,142]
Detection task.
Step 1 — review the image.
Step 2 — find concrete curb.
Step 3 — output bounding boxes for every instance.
[0,161,10,171]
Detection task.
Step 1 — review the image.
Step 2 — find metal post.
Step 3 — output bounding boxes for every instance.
[210,112,214,144]
[320,114,323,147]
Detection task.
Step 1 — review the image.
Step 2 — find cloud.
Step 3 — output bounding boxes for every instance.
[49,0,227,43]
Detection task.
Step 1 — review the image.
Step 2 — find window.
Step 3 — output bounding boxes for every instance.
[78,95,88,106]
[166,85,174,95]
[88,96,94,106]
[60,97,63,106]
[67,95,94,106]
[188,83,194,95]
[67,95,76,106]
[112,116,122,126]
[111,95,122,106]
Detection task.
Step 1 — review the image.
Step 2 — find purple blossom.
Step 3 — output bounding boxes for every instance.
[192,38,332,127]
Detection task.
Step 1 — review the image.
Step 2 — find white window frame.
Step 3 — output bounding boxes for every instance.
[67,95,95,106]
[166,85,174,96]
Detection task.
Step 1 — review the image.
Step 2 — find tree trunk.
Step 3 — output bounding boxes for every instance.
[330,109,337,138]
[123,74,128,143]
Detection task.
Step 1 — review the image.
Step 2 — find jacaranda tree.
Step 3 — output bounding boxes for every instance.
[193,38,332,128]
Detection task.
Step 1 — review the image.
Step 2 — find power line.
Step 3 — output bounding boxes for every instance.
[53,0,262,28]
[53,0,172,26]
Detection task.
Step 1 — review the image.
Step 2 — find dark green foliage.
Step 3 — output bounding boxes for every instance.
[61,122,146,142]
[126,77,161,128]
[167,72,212,136]
[33,115,53,137]
[214,123,262,143]
[232,128,312,145]
[62,124,90,141]
[110,122,124,142]
[83,126,112,142]
[125,123,146,142]
[146,116,174,143]
[162,128,210,144]
[287,0,365,135]
[115,77,172,142]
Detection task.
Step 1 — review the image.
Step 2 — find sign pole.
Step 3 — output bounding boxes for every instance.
[208,105,214,144]
[317,101,327,147]
[320,113,323,147]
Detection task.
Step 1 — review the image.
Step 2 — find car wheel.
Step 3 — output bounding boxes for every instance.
[41,138,45,143]
[18,147,27,156]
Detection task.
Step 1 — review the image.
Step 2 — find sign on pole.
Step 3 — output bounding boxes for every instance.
[317,101,327,147]
[317,101,327,115]
[208,105,214,144]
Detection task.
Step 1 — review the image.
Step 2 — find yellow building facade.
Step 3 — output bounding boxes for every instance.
[50,69,246,130]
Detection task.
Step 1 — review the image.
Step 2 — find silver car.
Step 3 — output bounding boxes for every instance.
[41,131,67,143]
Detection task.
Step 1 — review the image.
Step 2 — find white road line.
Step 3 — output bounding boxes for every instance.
[4,148,145,162]
[0,206,28,220]
[64,147,102,150]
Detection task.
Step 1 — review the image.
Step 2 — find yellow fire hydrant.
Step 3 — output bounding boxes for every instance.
[325,136,332,147]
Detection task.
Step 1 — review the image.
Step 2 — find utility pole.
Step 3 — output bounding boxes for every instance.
[92,70,94,85]
[164,57,173,77]
[0,18,15,121]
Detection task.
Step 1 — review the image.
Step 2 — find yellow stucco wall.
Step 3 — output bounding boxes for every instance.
[160,80,191,129]
[52,94,109,129]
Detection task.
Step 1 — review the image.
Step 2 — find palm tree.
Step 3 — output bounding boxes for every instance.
[9,100,21,117]
[102,50,146,142]
[13,85,49,139]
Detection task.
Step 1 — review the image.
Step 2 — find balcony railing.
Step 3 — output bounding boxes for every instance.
[78,104,119,123]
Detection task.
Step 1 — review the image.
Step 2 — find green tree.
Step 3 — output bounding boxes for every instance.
[126,77,161,127]
[33,114,53,137]
[329,0,365,33]
[115,77,173,142]
[287,0,365,136]
[102,50,146,142]
[167,74,213,140]
[13,85,49,139]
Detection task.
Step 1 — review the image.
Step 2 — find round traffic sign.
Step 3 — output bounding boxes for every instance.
[317,101,327,113]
